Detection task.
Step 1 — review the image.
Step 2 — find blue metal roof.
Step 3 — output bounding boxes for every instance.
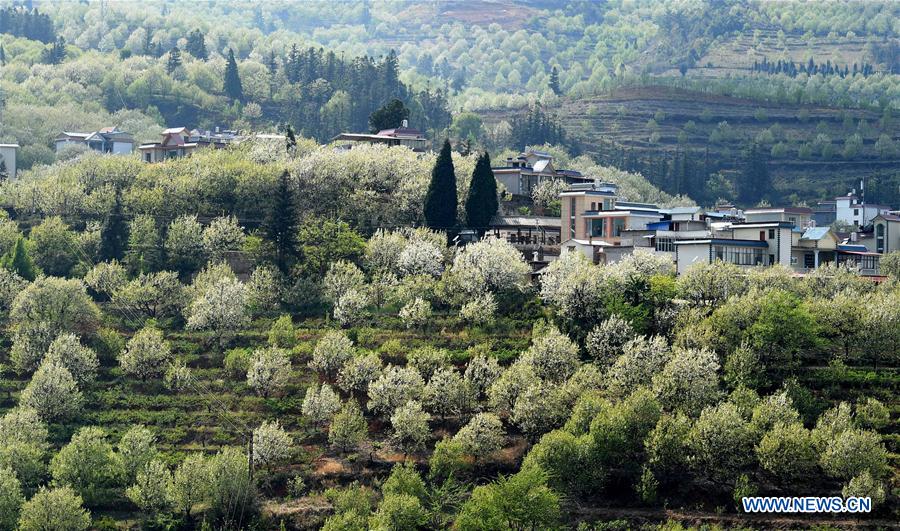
[838,244,869,252]
[801,227,831,240]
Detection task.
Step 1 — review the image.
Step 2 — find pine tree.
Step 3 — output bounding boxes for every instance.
[263,171,299,272]
[185,29,208,60]
[424,140,457,231]
[0,159,6,180]
[0,43,5,66]
[285,125,297,153]
[100,195,128,262]
[166,46,182,74]
[549,66,561,95]
[1,237,36,281]
[465,152,498,234]
[738,143,771,206]
[224,48,244,102]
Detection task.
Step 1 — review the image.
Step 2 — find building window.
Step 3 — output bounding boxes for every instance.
[713,245,763,266]
[656,237,675,252]
[612,218,626,237]
[769,254,775,264]
[144,153,151,162]
[854,208,859,216]
[804,253,814,269]
[603,199,613,210]
[759,231,766,241]
[768,229,775,239]
[876,223,885,253]
[569,198,576,238]
[590,202,596,211]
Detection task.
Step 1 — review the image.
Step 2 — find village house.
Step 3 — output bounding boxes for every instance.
[0,143,18,179]
[332,120,428,152]
[871,213,900,254]
[139,127,237,162]
[814,186,892,228]
[493,149,592,197]
[54,127,135,155]
[559,182,664,262]
[489,214,561,263]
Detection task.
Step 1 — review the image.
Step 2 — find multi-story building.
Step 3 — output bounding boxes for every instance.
[55,127,135,155]
[139,127,236,163]
[560,182,664,262]
[743,206,813,230]
[493,149,592,197]
[872,213,900,254]
[814,190,891,229]
[674,221,795,274]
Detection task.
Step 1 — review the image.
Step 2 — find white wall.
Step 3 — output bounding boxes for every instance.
[676,244,709,275]
[0,146,17,179]
[112,142,133,154]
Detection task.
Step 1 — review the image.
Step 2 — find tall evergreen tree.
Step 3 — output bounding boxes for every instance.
[285,125,297,154]
[549,66,561,96]
[424,140,458,231]
[1,237,36,281]
[465,152,499,234]
[224,48,244,102]
[185,29,208,60]
[100,195,128,262]
[263,171,299,272]
[0,43,5,66]
[738,142,771,206]
[166,46,182,74]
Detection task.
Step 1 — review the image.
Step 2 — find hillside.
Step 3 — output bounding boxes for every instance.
[485,86,900,206]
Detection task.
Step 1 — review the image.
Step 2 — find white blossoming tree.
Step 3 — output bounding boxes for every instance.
[397,240,444,277]
[651,348,721,416]
[368,366,425,417]
[519,324,580,383]
[464,354,502,401]
[201,215,245,262]
[252,421,293,470]
[337,352,383,398]
[449,237,529,297]
[585,315,635,368]
[399,297,432,329]
[119,327,172,381]
[453,412,505,461]
[390,400,431,455]
[246,347,291,398]
[185,277,249,346]
[20,362,83,422]
[44,334,99,386]
[423,367,473,420]
[301,384,341,428]
[606,335,671,398]
[310,330,354,377]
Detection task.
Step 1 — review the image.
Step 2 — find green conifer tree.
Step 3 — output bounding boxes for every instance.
[424,140,458,232]
[263,171,299,272]
[224,48,243,102]
[1,237,36,281]
[100,195,128,262]
[549,66,561,95]
[166,46,182,74]
[465,152,498,234]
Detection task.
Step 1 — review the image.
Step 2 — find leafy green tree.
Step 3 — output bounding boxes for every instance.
[369,98,409,132]
[424,140,457,231]
[688,402,754,487]
[454,467,561,531]
[18,486,90,531]
[263,171,299,272]
[50,427,124,507]
[125,214,161,274]
[118,425,159,483]
[329,400,369,453]
[0,466,23,530]
[369,493,427,530]
[296,218,366,278]
[756,423,817,485]
[206,447,254,525]
[1,237,36,281]
[125,459,172,515]
[223,48,243,102]
[168,454,208,519]
[27,216,80,277]
[464,152,498,233]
